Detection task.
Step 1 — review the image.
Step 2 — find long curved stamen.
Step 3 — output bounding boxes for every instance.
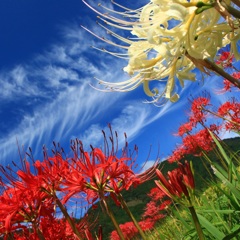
[83,0,240,104]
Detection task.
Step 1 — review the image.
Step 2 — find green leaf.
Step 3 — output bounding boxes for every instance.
[208,131,239,178]
[222,225,240,240]
[173,208,192,230]
[197,213,225,240]
[212,162,228,179]
[214,184,240,210]
[199,209,239,214]
[208,131,231,165]
[212,167,240,201]
[183,228,197,240]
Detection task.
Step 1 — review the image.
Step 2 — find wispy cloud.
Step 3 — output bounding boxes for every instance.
[0,18,171,164]
[1,12,237,167]
[0,22,130,163]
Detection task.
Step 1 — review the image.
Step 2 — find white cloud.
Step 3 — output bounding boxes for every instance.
[0,22,129,163]
[0,85,124,163]
[78,102,152,148]
[140,160,156,173]
[41,65,79,86]
[11,66,27,86]
[1,14,237,167]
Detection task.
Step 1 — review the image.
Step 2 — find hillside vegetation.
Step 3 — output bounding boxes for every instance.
[88,137,240,238]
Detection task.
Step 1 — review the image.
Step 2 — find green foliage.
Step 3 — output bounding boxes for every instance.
[155,136,240,240]
[88,137,240,239]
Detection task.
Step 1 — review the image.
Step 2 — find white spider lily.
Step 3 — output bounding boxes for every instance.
[83,0,239,104]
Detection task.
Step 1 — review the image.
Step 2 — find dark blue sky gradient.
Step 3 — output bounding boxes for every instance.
[0,0,238,168]
[0,0,86,67]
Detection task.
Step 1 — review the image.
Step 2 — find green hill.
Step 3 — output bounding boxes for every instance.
[88,137,240,238]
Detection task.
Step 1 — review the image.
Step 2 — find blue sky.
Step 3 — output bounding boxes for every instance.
[0,0,238,169]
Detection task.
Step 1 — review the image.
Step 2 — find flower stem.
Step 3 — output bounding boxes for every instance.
[54,196,82,239]
[118,194,147,240]
[107,207,125,240]
[203,108,240,127]
[221,1,240,18]
[203,59,240,89]
[231,0,240,8]
[33,223,45,240]
[102,198,125,240]
[188,206,205,240]
[186,52,240,89]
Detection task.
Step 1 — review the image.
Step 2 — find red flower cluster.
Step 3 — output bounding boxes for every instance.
[110,161,195,239]
[215,51,240,93]
[0,126,153,239]
[0,162,56,238]
[215,50,240,91]
[142,187,170,221]
[169,96,240,163]
[110,222,138,240]
[110,184,171,240]
[155,161,195,202]
[217,100,240,132]
[222,72,240,93]
[216,51,234,69]
[61,139,140,205]
[190,97,211,125]
[110,219,158,240]
[169,127,219,163]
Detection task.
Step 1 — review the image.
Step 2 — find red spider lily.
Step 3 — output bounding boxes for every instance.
[218,100,240,118]
[0,185,55,238]
[1,146,69,196]
[34,154,71,193]
[110,222,138,240]
[110,217,157,240]
[168,146,186,163]
[142,200,167,221]
[141,186,170,225]
[169,127,218,162]
[216,51,234,68]
[62,126,157,206]
[139,218,157,231]
[0,155,65,239]
[182,129,215,154]
[11,214,98,240]
[217,100,240,132]
[189,96,211,125]
[170,96,240,163]
[147,187,166,202]
[155,161,195,203]
[177,122,194,136]
[61,142,138,204]
[62,126,157,240]
[221,72,240,93]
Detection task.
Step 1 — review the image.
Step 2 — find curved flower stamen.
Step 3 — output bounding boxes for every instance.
[83,0,240,104]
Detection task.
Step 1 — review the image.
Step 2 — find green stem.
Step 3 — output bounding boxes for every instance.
[33,223,46,240]
[188,206,205,240]
[7,233,14,240]
[100,196,125,240]
[228,157,233,229]
[41,188,81,239]
[117,194,147,240]
[54,196,82,239]
[106,205,125,240]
